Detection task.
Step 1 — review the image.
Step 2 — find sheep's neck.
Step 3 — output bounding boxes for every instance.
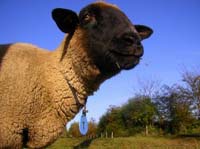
[57,32,104,100]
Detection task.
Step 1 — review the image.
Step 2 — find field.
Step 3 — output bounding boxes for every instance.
[47,136,200,149]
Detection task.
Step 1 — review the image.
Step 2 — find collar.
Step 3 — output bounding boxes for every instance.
[60,69,87,108]
[66,79,87,108]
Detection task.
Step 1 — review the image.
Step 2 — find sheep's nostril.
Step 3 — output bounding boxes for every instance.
[135,47,144,57]
[123,36,134,46]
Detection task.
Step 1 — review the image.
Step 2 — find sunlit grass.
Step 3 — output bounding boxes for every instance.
[90,136,200,149]
[47,136,200,149]
[46,137,84,149]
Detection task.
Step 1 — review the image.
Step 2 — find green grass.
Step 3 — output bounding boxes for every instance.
[46,137,84,149]
[47,136,200,149]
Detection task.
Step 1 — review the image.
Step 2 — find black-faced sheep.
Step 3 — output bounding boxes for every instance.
[0,2,153,148]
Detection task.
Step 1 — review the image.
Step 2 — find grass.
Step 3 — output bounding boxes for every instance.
[46,136,200,149]
[46,137,84,149]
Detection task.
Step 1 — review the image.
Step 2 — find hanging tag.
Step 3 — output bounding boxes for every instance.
[79,106,88,135]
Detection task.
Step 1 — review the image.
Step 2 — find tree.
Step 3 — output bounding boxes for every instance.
[154,85,195,134]
[98,105,126,137]
[179,70,200,119]
[98,97,157,137]
[97,70,200,136]
[122,96,157,135]
[134,78,161,98]
[68,122,81,137]
[87,118,97,137]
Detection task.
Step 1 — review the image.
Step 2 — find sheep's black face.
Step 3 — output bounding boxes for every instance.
[78,3,153,76]
[52,2,153,76]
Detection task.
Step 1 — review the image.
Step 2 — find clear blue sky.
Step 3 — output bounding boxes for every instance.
[1,0,200,128]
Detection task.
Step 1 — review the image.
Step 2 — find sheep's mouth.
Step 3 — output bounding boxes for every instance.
[109,49,142,70]
[110,49,141,58]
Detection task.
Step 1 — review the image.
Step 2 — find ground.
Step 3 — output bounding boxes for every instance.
[46,136,200,149]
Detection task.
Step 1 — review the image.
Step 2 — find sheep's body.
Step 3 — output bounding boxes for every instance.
[0,43,57,148]
[0,2,153,148]
[0,31,101,148]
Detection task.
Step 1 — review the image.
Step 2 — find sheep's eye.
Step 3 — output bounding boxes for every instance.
[84,14,90,21]
[81,12,97,28]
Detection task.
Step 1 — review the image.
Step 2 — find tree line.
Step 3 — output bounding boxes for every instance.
[67,69,200,137]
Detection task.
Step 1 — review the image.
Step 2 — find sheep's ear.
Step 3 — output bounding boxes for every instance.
[135,25,153,40]
[52,8,79,33]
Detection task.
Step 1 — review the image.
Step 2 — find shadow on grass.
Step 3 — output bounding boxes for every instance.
[178,134,200,138]
[74,138,95,149]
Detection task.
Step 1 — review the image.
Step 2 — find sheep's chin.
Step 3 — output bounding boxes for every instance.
[110,51,141,70]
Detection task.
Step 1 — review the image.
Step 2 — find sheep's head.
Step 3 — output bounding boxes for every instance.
[52,2,153,76]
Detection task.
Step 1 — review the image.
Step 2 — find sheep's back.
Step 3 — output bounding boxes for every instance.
[0,43,50,122]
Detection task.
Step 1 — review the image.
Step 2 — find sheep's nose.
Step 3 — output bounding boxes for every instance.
[135,44,144,57]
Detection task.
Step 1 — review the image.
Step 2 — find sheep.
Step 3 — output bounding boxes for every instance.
[0,2,153,148]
